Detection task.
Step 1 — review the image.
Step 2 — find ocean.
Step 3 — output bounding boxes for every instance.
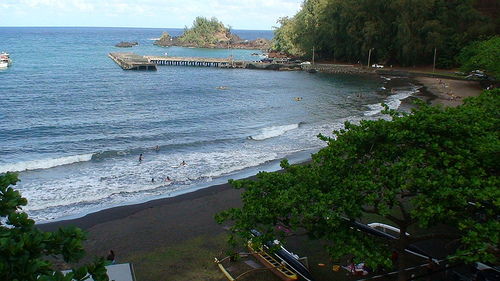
[0,27,422,223]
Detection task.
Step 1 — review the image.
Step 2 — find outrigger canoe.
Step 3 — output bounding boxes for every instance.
[215,246,298,281]
[247,241,298,281]
[251,229,315,281]
[272,243,315,281]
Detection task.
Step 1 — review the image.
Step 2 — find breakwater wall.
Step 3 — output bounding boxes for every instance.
[306,64,375,75]
[110,52,416,78]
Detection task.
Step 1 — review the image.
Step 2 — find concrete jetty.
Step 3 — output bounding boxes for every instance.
[109,52,366,74]
[109,53,157,70]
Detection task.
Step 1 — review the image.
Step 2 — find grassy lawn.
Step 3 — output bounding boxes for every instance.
[121,231,357,281]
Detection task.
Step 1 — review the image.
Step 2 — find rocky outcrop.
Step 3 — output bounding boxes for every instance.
[115,41,138,48]
[153,31,271,50]
[231,38,271,50]
[152,32,176,47]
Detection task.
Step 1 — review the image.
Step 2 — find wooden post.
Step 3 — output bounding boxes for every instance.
[367,48,372,69]
[433,48,437,72]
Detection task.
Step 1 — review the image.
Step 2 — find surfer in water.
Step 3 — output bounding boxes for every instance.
[180,160,187,166]
[139,154,144,162]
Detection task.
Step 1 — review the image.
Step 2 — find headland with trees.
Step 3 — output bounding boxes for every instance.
[153,16,271,50]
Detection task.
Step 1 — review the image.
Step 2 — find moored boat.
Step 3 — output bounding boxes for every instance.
[0,52,12,68]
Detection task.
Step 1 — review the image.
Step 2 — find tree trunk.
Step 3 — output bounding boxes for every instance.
[397,248,408,281]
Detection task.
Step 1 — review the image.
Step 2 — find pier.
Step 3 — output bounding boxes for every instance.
[109,52,249,70]
[109,52,366,74]
[109,53,157,70]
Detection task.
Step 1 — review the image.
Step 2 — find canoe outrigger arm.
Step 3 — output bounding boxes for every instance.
[215,254,293,281]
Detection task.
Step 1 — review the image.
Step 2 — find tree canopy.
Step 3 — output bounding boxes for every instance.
[179,16,233,47]
[216,89,500,280]
[459,36,500,80]
[0,172,108,281]
[273,0,499,67]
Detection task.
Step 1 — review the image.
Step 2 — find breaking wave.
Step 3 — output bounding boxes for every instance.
[0,154,93,173]
[248,124,300,141]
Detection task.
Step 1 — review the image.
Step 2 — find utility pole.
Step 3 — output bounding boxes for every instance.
[433,48,437,72]
[312,46,315,66]
[367,48,372,69]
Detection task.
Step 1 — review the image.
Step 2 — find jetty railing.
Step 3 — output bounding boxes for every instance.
[144,55,248,68]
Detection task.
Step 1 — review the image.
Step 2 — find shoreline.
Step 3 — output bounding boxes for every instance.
[36,178,245,232]
[36,150,317,231]
[412,76,483,107]
[35,73,484,280]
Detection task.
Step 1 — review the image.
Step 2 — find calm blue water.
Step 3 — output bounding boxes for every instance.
[0,27,420,223]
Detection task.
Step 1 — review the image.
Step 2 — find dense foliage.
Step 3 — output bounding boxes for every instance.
[459,36,500,79]
[0,173,108,281]
[179,16,233,46]
[273,0,499,67]
[216,89,500,280]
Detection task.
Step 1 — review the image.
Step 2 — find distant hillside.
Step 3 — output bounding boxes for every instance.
[154,16,271,50]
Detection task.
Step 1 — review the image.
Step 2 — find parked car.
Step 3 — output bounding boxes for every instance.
[465,70,487,79]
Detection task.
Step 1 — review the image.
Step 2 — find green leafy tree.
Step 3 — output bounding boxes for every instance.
[459,36,500,80]
[0,172,108,281]
[273,16,306,56]
[216,90,500,280]
[273,0,499,66]
[179,16,231,46]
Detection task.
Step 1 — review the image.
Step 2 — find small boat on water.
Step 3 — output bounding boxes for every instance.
[0,52,12,68]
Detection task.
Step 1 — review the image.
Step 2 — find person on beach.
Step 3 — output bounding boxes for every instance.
[106,250,116,265]
[139,154,144,162]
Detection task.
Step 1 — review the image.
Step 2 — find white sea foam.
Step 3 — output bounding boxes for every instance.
[365,88,418,116]
[249,124,299,140]
[0,153,93,173]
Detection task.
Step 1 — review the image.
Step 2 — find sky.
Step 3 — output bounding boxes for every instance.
[0,0,303,30]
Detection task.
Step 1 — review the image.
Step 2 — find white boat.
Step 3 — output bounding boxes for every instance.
[0,52,12,68]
